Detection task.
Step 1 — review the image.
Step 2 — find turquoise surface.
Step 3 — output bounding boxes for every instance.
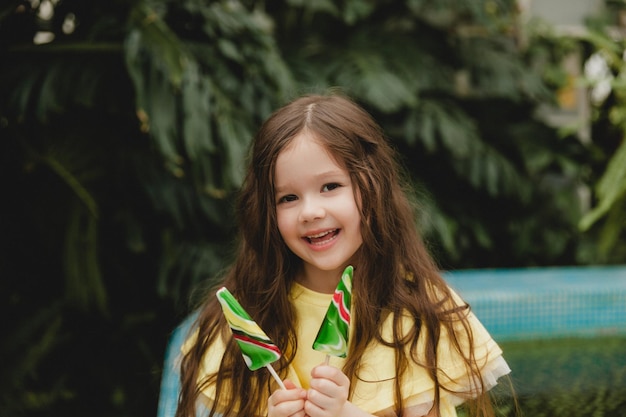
[444,265,626,341]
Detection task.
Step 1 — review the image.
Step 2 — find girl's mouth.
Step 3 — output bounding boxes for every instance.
[304,229,340,245]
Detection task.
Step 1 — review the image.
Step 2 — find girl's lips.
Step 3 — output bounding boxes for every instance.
[303,229,340,246]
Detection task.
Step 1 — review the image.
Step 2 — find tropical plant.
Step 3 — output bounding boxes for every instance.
[575,11,626,263]
[1,0,292,415]
[268,0,588,267]
[518,4,626,263]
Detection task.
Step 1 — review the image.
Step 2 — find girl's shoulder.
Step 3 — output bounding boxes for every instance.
[352,296,509,414]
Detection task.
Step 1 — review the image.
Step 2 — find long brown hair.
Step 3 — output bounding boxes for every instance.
[176,93,496,417]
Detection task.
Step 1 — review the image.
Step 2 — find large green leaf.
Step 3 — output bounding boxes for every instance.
[124,1,294,196]
[405,99,530,198]
[580,139,626,231]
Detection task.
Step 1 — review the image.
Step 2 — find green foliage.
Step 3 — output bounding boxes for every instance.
[270,0,586,267]
[495,337,626,417]
[457,336,626,417]
[125,1,294,193]
[573,22,626,262]
[1,0,291,415]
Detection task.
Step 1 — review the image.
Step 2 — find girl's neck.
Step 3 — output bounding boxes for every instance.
[297,266,343,294]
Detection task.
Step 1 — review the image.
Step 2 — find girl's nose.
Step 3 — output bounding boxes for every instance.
[299,198,325,222]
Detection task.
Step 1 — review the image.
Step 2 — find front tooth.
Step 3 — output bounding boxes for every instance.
[309,230,330,238]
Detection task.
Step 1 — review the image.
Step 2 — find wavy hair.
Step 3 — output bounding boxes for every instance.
[176,93,496,417]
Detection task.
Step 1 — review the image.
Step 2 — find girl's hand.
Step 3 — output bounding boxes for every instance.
[268,379,307,417]
[304,364,350,417]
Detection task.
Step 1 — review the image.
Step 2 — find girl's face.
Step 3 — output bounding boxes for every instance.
[274,131,363,291]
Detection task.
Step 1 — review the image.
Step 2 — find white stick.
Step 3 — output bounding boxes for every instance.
[324,354,330,365]
[266,364,286,390]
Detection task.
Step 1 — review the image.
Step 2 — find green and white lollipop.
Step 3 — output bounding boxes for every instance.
[312,265,353,361]
[216,287,285,389]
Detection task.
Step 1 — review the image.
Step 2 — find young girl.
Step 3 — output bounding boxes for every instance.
[176,93,511,417]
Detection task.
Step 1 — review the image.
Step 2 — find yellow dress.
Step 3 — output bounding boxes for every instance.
[184,282,511,416]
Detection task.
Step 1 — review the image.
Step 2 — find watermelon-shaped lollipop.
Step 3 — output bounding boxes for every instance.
[312,265,353,361]
[216,287,285,389]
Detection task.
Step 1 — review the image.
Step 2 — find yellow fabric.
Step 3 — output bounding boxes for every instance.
[182,329,233,411]
[288,282,347,387]
[183,282,507,417]
[289,283,504,416]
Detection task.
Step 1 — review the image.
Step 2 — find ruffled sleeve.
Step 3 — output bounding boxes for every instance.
[181,329,233,413]
[348,287,511,416]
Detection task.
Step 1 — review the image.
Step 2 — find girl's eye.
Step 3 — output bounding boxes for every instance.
[322,183,341,192]
[278,194,298,204]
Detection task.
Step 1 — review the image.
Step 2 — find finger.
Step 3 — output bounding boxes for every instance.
[268,380,306,407]
[306,385,333,410]
[268,389,306,417]
[306,375,350,416]
[311,365,350,386]
[309,367,349,398]
[303,398,325,417]
[283,379,299,390]
[270,400,306,417]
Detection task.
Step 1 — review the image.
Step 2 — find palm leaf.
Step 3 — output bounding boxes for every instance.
[64,199,107,313]
[580,139,626,231]
[406,99,530,198]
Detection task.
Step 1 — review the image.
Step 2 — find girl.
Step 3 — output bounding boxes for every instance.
[176,93,511,417]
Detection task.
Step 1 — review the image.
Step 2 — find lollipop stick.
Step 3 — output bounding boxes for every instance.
[324,354,330,365]
[266,364,286,390]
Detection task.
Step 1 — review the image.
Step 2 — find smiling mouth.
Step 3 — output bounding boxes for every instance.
[305,229,340,245]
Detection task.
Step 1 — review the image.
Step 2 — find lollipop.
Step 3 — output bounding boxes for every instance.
[216,287,285,389]
[312,265,353,362]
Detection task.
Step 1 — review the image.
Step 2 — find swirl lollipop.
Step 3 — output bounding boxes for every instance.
[312,265,353,362]
[216,287,285,389]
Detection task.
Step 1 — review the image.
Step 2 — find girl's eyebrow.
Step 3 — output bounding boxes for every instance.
[275,170,346,192]
[274,185,288,195]
[308,169,348,181]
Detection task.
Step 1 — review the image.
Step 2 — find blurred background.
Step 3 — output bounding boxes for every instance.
[1,0,625,416]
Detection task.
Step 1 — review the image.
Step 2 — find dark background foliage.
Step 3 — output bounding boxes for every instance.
[0,0,624,416]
